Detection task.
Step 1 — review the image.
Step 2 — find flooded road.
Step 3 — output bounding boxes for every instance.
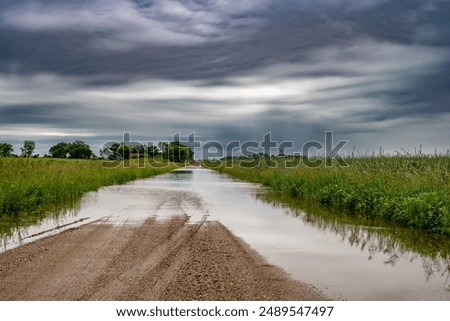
[1,167,450,300]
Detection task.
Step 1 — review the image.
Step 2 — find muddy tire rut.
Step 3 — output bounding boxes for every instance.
[0,217,326,300]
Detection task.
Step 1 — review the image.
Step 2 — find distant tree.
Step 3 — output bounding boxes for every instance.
[167,141,193,163]
[99,141,192,161]
[0,143,14,157]
[101,142,150,160]
[148,145,159,158]
[116,144,130,160]
[21,140,35,157]
[67,141,93,159]
[158,142,168,156]
[49,142,69,158]
[101,142,121,160]
[49,141,93,159]
[133,145,145,158]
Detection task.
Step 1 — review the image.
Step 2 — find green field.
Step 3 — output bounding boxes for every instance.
[0,158,180,233]
[203,155,450,235]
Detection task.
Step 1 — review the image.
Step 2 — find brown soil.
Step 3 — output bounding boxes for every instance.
[0,217,327,300]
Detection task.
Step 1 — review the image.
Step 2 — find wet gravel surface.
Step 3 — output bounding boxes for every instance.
[0,217,326,301]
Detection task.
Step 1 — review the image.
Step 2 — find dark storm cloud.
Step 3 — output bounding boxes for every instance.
[0,104,69,125]
[0,0,449,154]
[2,0,447,80]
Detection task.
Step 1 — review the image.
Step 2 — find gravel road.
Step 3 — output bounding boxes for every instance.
[0,216,326,300]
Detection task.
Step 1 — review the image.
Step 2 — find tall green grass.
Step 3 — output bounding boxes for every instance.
[0,158,179,231]
[204,155,450,235]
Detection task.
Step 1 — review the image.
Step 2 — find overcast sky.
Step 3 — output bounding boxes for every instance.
[0,0,449,156]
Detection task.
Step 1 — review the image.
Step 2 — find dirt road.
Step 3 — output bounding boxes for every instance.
[0,216,326,300]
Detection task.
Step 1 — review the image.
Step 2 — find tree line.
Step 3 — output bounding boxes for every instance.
[101,141,193,162]
[0,140,193,162]
[0,140,94,159]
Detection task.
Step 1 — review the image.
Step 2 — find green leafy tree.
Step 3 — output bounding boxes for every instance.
[101,143,121,160]
[49,141,93,159]
[100,141,191,161]
[49,142,69,158]
[148,145,159,158]
[21,140,35,157]
[0,143,14,157]
[116,144,130,160]
[158,142,169,158]
[133,145,145,158]
[67,141,94,159]
[167,141,194,163]
[100,143,131,160]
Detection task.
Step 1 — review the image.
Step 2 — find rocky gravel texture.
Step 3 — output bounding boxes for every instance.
[0,217,326,301]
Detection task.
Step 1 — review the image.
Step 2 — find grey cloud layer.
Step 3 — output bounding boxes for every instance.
[1,0,269,48]
[0,0,449,154]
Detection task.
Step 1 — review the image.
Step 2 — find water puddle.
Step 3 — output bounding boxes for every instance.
[1,167,449,300]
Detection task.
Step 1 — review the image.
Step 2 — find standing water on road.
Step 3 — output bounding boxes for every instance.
[1,167,449,300]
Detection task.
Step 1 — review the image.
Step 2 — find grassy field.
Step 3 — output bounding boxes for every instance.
[203,155,450,235]
[0,158,180,233]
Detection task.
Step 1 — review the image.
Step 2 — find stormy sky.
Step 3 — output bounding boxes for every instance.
[0,0,449,156]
